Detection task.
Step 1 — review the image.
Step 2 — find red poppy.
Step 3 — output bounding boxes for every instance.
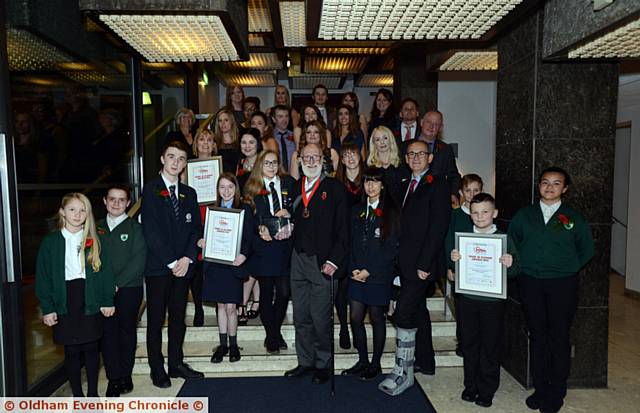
[558,214,569,225]
[159,189,170,198]
[321,191,327,200]
[374,208,383,217]
[426,175,434,184]
[393,130,400,137]
[258,189,269,196]
[85,238,93,249]
[237,168,245,177]
[97,228,106,235]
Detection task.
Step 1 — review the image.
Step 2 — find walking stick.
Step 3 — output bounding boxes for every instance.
[330,273,336,397]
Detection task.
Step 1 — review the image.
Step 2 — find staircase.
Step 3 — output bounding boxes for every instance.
[132,294,462,375]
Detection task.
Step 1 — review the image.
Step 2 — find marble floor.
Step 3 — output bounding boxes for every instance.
[54,274,640,412]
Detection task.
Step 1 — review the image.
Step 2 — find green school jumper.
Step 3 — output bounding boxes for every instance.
[445,206,474,271]
[97,217,146,288]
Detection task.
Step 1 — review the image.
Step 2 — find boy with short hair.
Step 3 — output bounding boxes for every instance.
[450,193,519,408]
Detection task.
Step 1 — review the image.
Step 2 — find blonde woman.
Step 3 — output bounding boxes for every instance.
[213,109,240,173]
[367,126,404,204]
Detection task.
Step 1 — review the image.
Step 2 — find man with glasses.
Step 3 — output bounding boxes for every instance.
[379,140,451,396]
[284,143,349,385]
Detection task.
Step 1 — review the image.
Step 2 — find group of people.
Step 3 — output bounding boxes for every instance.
[35,83,594,413]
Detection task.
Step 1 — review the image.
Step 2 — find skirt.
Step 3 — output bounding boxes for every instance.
[348,278,392,307]
[53,278,103,345]
[202,262,243,304]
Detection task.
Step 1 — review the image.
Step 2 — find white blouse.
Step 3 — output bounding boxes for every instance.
[61,228,86,281]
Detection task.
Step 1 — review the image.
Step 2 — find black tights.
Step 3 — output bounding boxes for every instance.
[350,300,386,367]
[64,341,100,397]
[335,277,349,331]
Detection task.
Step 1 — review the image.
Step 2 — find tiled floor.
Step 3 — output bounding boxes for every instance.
[54,274,640,412]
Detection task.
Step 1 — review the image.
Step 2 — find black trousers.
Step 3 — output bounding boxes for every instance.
[458,296,506,399]
[335,276,349,329]
[65,341,100,397]
[257,275,290,347]
[519,274,578,407]
[102,286,143,381]
[145,274,189,374]
[395,278,434,368]
[190,262,204,314]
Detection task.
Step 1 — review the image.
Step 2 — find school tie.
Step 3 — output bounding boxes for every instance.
[168,185,180,219]
[269,181,281,214]
[278,131,289,171]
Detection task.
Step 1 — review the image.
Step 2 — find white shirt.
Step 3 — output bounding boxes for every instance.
[366,199,380,218]
[461,204,470,215]
[317,106,328,125]
[62,228,86,281]
[161,173,179,198]
[540,200,561,225]
[263,176,283,215]
[304,175,320,193]
[473,224,497,234]
[401,122,417,141]
[402,169,428,207]
[106,213,127,231]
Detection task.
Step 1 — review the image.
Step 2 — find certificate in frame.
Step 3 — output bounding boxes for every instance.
[454,232,507,299]
[203,206,244,265]
[186,157,222,205]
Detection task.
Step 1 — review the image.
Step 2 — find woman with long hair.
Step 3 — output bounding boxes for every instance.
[289,120,339,180]
[367,126,404,205]
[341,92,368,141]
[250,111,279,154]
[368,88,399,137]
[335,142,365,207]
[293,105,331,149]
[333,104,366,156]
[212,109,240,173]
[225,85,246,125]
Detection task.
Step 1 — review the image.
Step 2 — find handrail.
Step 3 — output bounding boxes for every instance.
[145,114,174,143]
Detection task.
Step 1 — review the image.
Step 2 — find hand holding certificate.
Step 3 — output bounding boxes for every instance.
[202,206,245,265]
[453,232,508,299]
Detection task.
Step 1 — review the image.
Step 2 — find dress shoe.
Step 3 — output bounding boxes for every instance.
[455,345,463,357]
[168,363,204,379]
[193,309,204,327]
[211,346,229,363]
[119,377,133,394]
[540,400,563,413]
[461,389,477,402]
[475,396,493,408]
[339,327,351,350]
[150,372,171,389]
[414,364,435,375]
[341,360,369,376]
[360,365,382,381]
[278,336,288,350]
[284,365,314,378]
[106,380,120,397]
[525,392,543,410]
[264,339,280,354]
[312,369,330,384]
[229,345,241,362]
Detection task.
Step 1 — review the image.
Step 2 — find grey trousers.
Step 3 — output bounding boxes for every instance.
[290,250,336,369]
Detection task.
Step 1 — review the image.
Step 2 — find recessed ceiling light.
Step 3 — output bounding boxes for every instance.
[439,51,498,71]
[357,74,394,87]
[290,76,343,89]
[226,53,282,70]
[305,56,369,74]
[307,47,390,55]
[280,1,307,47]
[568,16,640,58]
[6,28,74,71]
[218,72,277,87]
[248,0,273,32]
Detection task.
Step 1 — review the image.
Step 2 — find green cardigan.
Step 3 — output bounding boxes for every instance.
[35,231,115,316]
[96,217,146,288]
[508,202,594,279]
[445,207,474,271]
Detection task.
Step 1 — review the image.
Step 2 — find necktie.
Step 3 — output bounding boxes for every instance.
[368,205,375,220]
[269,181,281,214]
[279,131,289,171]
[429,140,435,153]
[169,185,179,219]
[403,178,418,208]
[404,125,412,141]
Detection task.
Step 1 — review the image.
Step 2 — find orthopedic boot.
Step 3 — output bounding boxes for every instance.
[378,327,417,396]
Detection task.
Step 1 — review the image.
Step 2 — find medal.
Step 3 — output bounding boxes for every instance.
[303,208,310,218]
[301,177,321,219]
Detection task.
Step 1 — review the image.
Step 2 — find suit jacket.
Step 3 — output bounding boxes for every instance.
[401,138,461,196]
[398,173,451,281]
[141,175,202,277]
[291,176,350,277]
[393,122,421,149]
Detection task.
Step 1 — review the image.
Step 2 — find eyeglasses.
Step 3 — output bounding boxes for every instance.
[263,160,279,167]
[342,151,357,159]
[301,154,322,164]
[406,151,429,159]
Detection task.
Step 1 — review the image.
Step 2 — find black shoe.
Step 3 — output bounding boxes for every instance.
[284,365,314,378]
[193,308,204,327]
[525,392,543,410]
[414,364,435,375]
[312,368,330,384]
[461,389,477,402]
[455,345,463,357]
[339,327,351,350]
[168,363,204,379]
[475,396,493,408]
[278,336,288,350]
[211,346,229,363]
[360,365,382,381]
[264,338,280,354]
[540,400,563,413]
[341,360,369,376]
[150,371,171,388]
[229,345,241,362]
[119,377,133,394]
[106,380,121,397]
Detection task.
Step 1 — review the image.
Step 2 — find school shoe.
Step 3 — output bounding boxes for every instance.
[341,360,369,376]
[312,369,330,384]
[211,346,229,363]
[284,365,314,378]
[278,335,288,350]
[168,363,204,379]
[475,396,493,408]
[119,377,133,394]
[264,338,280,354]
[106,380,121,397]
[525,392,543,410]
[193,308,204,327]
[150,371,171,389]
[360,365,382,381]
[540,399,563,413]
[339,326,351,350]
[461,389,477,402]
[378,327,417,396]
[229,345,241,362]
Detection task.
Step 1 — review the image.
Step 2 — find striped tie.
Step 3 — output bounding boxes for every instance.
[169,185,180,219]
[270,182,281,214]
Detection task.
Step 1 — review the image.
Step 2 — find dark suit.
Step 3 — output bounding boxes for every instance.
[395,172,451,370]
[401,138,461,196]
[289,175,349,368]
[141,175,201,374]
[393,122,420,149]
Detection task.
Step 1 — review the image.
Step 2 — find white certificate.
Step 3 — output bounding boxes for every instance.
[186,157,222,205]
[203,207,244,265]
[455,232,507,299]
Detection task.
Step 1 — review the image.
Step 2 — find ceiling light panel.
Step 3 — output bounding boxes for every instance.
[248,0,273,32]
[318,0,523,40]
[280,1,307,47]
[99,14,239,62]
[568,16,640,58]
[226,53,282,70]
[439,51,498,71]
[358,74,394,87]
[291,76,343,89]
[249,33,267,47]
[218,73,277,87]
[307,47,390,55]
[7,28,74,71]
[305,56,369,74]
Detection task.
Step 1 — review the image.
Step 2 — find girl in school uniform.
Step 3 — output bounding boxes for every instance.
[341,167,400,380]
[200,172,254,363]
[36,193,115,397]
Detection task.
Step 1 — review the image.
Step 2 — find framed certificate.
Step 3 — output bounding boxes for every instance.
[454,232,507,299]
[186,157,222,205]
[203,206,244,265]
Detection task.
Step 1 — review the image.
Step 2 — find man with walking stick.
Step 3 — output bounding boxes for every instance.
[284,142,349,386]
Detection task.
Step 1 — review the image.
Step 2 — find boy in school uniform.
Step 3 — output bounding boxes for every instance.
[508,167,594,413]
[142,141,204,388]
[98,184,146,396]
[450,193,519,408]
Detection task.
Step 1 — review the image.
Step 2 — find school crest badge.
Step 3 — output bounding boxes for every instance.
[120,234,129,242]
[186,213,192,223]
